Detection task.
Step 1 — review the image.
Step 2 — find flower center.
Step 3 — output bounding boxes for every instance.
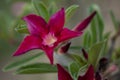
[43,33,57,47]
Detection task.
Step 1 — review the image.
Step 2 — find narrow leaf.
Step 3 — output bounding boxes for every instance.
[69,62,79,79]
[104,32,111,39]
[88,4,104,43]
[96,12,104,41]
[32,0,49,21]
[88,40,106,70]
[65,5,79,22]
[110,11,119,31]
[15,24,29,34]
[89,15,97,44]
[16,63,57,74]
[70,46,82,50]
[3,53,43,71]
[71,54,87,67]
[78,64,89,76]
[82,31,92,48]
[48,2,57,15]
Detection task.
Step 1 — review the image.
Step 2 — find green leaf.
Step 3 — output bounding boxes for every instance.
[89,14,97,44]
[3,53,43,72]
[88,40,106,70]
[78,64,88,76]
[69,62,80,79]
[88,4,104,43]
[71,54,87,67]
[96,12,104,41]
[104,32,111,39]
[100,40,108,57]
[48,2,57,15]
[82,31,92,48]
[16,63,57,74]
[110,11,119,31]
[15,24,29,34]
[32,0,49,21]
[65,5,79,22]
[70,46,82,50]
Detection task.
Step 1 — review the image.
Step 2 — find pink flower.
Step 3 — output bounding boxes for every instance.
[13,8,82,64]
[82,48,88,60]
[58,11,96,54]
[73,11,96,32]
[57,64,94,80]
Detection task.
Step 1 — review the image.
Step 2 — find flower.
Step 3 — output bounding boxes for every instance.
[58,11,96,54]
[58,42,71,54]
[82,48,88,60]
[13,8,82,64]
[57,64,94,80]
[73,11,96,32]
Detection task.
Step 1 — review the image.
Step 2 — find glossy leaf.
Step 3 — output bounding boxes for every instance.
[15,24,29,34]
[71,54,87,67]
[65,5,79,22]
[32,0,49,21]
[88,4,104,43]
[3,53,43,71]
[88,5,98,44]
[90,15,97,43]
[90,5,104,41]
[16,63,57,74]
[69,62,79,79]
[88,40,106,70]
[96,12,104,41]
[78,64,89,76]
[82,31,92,48]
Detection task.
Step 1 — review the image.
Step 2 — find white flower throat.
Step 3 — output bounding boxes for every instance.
[43,33,57,47]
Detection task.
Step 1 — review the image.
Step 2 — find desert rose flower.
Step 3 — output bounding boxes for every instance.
[57,64,94,80]
[13,8,83,64]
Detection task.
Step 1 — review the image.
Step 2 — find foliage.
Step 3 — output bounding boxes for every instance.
[2,0,120,80]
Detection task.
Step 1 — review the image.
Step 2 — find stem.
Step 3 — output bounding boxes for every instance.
[107,25,120,61]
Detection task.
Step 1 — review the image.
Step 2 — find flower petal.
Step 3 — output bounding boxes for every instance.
[58,42,71,54]
[82,49,88,60]
[57,64,73,80]
[73,11,96,32]
[78,65,94,80]
[43,47,54,64]
[13,35,42,56]
[23,14,48,37]
[48,8,65,35]
[58,28,82,43]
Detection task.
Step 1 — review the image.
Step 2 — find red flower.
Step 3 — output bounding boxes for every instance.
[58,11,96,54]
[57,64,94,80]
[73,11,96,32]
[13,8,82,64]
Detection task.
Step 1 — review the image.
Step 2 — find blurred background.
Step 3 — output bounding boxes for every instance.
[0,0,120,80]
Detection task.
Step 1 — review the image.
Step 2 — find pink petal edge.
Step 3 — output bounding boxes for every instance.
[59,42,71,53]
[73,11,96,32]
[82,48,88,60]
[78,65,94,80]
[57,64,73,80]
[48,8,65,35]
[13,35,42,56]
[23,14,48,37]
[58,28,83,43]
[43,47,54,64]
